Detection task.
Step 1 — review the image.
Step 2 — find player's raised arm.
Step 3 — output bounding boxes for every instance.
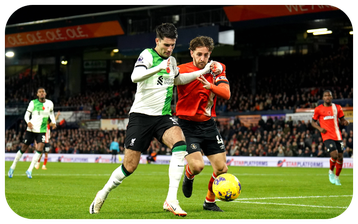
[131,58,169,83]
[174,61,212,85]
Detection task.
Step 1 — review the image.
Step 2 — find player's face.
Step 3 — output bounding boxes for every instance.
[155,37,176,58]
[323,92,333,104]
[191,46,211,69]
[37,88,46,99]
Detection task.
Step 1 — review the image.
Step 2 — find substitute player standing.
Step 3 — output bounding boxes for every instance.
[89,23,212,217]
[176,36,230,211]
[8,87,56,179]
[311,90,349,186]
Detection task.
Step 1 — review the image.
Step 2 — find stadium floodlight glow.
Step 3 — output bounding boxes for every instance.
[307,28,328,33]
[350,31,353,35]
[5,51,15,57]
[313,30,332,36]
[113,49,119,53]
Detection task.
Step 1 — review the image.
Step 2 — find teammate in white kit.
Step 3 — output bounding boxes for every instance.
[90,23,212,217]
[8,87,56,179]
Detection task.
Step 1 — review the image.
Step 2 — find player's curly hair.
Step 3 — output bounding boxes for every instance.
[156,23,178,40]
[189,36,214,52]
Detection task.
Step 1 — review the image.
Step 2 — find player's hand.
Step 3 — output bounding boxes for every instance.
[27,122,33,129]
[211,61,223,75]
[201,61,213,75]
[197,75,212,89]
[342,119,349,126]
[50,122,57,130]
[168,56,179,75]
[158,59,169,71]
[320,128,327,134]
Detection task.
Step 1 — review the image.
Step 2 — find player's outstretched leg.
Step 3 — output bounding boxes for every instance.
[203,172,223,212]
[8,150,24,178]
[89,164,131,214]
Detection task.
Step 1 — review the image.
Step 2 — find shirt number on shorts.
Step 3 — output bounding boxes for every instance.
[216,135,224,145]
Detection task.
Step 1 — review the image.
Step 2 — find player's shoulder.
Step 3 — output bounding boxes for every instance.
[177,62,193,68]
[135,49,153,67]
[333,103,343,110]
[46,99,54,104]
[139,48,153,58]
[314,104,324,110]
[177,62,195,73]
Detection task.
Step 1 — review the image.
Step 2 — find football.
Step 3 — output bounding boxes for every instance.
[213,173,241,201]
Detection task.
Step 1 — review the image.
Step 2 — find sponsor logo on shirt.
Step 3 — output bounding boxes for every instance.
[323,115,335,120]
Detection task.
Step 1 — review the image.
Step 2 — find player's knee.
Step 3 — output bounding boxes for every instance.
[191,163,204,174]
[172,140,186,153]
[126,163,138,173]
[216,164,228,176]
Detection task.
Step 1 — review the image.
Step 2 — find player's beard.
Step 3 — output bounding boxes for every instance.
[195,60,207,69]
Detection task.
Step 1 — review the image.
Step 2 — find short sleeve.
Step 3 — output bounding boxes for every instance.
[312,107,320,121]
[27,100,34,113]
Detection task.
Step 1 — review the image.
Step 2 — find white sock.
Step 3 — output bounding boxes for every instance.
[28,152,42,172]
[10,150,23,170]
[99,165,127,199]
[166,151,186,201]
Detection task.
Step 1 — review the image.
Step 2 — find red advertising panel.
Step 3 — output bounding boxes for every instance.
[223,5,339,22]
[5,20,124,48]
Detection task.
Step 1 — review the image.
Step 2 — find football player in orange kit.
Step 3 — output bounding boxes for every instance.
[312,90,349,186]
[176,36,230,211]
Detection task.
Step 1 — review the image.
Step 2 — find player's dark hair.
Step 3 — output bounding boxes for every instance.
[156,23,178,40]
[323,90,332,95]
[37,87,46,92]
[189,36,215,52]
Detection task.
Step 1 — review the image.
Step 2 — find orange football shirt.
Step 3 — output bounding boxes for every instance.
[312,103,344,141]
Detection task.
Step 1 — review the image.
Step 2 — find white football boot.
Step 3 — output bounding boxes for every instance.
[163,200,187,217]
[89,191,107,214]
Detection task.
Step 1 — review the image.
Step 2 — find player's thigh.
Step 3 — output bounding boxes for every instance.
[123,149,141,173]
[23,131,36,145]
[161,126,185,149]
[185,151,205,174]
[325,140,339,158]
[207,152,228,175]
[34,133,46,152]
[124,113,154,153]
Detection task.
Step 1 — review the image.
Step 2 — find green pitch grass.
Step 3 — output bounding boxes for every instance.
[4,161,353,219]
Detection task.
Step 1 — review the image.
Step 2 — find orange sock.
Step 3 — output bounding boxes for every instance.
[329,158,336,171]
[205,172,217,203]
[44,157,48,166]
[185,164,194,179]
[335,161,343,176]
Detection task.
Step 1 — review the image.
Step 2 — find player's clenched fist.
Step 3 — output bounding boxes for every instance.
[210,61,223,75]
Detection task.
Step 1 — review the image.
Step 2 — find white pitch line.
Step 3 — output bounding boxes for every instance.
[233,201,348,209]
[234,195,353,200]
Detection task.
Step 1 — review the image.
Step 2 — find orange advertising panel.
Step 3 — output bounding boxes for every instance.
[223,5,339,22]
[5,20,124,48]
